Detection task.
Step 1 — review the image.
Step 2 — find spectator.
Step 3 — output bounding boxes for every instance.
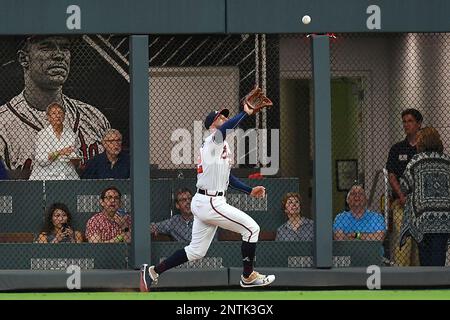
[333,185,386,241]
[386,108,422,266]
[276,192,313,241]
[0,35,110,179]
[400,127,450,266]
[29,102,80,180]
[36,203,83,243]
[81,129,129,179]
[0,158,8,180]
[150,188,217,242]
[85,186,131,243]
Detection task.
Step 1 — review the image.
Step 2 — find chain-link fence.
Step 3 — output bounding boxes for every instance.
[0,35,130,269]
[327,33,450,267]
[0,33,449,271]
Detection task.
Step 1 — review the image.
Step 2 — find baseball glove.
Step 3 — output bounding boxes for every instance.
[242,85,273,113]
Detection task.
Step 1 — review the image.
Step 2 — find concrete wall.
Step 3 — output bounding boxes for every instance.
[391,34,450,152]
[149,67,239,169]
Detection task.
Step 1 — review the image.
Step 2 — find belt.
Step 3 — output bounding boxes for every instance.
[198,189,226,197]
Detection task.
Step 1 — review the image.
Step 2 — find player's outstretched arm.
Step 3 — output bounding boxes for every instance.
[250,186,266,198]
[214,111,247,143]
[213,96,255,143]
[229,174,266,198]
[229,174,252,194]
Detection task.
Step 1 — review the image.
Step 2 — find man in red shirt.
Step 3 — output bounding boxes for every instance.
[85,186,131,243]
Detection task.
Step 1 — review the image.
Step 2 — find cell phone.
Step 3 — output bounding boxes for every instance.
[61,223,68,232]
[117,208,127,216]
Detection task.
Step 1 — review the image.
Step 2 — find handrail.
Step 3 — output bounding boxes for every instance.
[367,169,382,207]
[367,168,390,231]
[382,168,390,231]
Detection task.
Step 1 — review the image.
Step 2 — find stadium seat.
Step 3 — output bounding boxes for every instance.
[0,232,35,243]
[152,233,174,241]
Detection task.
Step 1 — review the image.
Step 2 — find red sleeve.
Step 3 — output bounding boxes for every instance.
[85,215,100,239]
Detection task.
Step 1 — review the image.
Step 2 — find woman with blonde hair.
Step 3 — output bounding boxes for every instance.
[29,102,80,180]
[400,127,450,266]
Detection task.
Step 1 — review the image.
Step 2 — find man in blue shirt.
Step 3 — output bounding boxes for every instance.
[81,129,129,179]
[151,188,194,242]
[333,185,386,241]
[151,188,219,242]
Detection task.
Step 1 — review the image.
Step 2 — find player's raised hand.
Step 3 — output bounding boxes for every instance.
[250,186,266,198]
[243,101,254,116]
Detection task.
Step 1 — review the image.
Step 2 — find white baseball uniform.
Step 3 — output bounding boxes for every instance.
[185,132,260,261]
[0,92,110,173]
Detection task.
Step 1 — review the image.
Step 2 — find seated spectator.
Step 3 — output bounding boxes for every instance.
[151,188,195,242]
[0,158,8,180]
[333,185,386,241]
[276,192,313,241]
[36,203,84,243]
[81,129,129,179]
[85,186,131,243]
[29,102,80,181]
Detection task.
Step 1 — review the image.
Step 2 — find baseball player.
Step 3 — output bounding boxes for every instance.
[0,35,110,179]
[140,99,275,291]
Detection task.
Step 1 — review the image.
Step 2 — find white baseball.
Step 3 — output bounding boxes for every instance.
[302,15,311,25]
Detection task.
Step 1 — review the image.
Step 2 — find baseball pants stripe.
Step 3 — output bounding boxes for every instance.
[184,193,260,261]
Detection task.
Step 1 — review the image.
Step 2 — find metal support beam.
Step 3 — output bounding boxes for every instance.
[311,34,333,269]
[129,35,150,268]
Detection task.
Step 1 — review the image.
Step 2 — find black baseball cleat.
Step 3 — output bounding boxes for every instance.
[139,264,159,292]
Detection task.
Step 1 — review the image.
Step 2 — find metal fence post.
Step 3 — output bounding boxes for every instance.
[130,35,150,268]
[311,34,333,268]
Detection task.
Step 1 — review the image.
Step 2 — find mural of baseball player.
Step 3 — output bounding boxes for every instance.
[0,35,110,179]
[140,92,275,292]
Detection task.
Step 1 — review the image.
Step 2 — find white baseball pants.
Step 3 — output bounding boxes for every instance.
[184,193,260,261]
